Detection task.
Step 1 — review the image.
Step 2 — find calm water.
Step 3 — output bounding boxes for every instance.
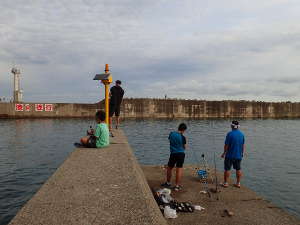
[0,119,299,224]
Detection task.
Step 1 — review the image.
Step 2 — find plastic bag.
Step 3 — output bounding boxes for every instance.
[161,194,173,204]
[157,188,171,195]
[156,188,173,204]
[193,205,205,211]
[164,206,177,219]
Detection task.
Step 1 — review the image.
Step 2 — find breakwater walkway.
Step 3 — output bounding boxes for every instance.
[143,165,300,225]
[9,130,167,225]
[8,130,300,225]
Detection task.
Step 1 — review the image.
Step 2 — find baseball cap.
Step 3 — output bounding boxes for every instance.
[231,120,240,129]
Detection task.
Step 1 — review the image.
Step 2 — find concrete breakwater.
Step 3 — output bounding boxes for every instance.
[0,102,101,118]
[1,98,300,118]
[122,98,300,118]
[8,130,167,225]
[143,165,300,225]
[8,130,300,225]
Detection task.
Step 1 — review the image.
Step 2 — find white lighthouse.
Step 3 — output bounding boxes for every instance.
[11,67,23,102]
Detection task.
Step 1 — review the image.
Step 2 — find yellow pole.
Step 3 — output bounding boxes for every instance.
[104,64,110,126]
[105,83,109,125]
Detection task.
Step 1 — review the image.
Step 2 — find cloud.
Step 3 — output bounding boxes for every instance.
[0,0,300,102]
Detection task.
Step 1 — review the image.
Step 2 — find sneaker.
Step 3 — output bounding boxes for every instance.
[174,185,182,191]
[74,142,83,148]
[234,183,241,188]
[110,131,114,137]
[220,182,229,188]
[161,182,172,188]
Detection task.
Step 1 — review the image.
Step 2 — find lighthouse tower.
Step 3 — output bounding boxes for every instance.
[11,67,23,102]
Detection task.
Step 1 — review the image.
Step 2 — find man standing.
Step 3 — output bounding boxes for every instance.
[221,120,245,188]
[162,123,187,191]
[109,80,124,130]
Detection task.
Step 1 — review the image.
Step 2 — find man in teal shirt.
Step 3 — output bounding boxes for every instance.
[161,123,187,191]
[80,110,109,148]
[94,112,110,148]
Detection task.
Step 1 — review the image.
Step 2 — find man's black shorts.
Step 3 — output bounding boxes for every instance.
[224,158,242,171]
[109,104,121,117]
[168,153,185,168]
[82,136,96,148]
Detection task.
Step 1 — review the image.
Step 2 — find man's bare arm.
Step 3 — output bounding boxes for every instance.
[221,144,229,158]
[242,144,245,156]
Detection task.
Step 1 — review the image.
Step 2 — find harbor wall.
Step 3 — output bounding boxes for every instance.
[121,98,300,118]
[0,102,101,118]
[1,98,300,119]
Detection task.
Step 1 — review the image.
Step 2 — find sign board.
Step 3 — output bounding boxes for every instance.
[25,104,31,111]
[15,104,23,111]
[35,104,44,111]
[45,104,53,112]
[15,104,54,112]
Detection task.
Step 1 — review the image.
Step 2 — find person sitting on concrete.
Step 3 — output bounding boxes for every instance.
[221,120,245,188]
[161,123,187,191]
[80,110,110,148]
[109,80,124,131]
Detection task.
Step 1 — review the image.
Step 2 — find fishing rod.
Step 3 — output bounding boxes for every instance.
[209,120,220,200]
[213,152,220,200]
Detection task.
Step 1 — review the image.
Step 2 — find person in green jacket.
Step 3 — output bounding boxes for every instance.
[80,110,110,148]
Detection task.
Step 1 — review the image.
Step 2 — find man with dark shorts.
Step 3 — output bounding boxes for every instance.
[162,123,187,191]
[109,80,124,131]
[221,120,245,188]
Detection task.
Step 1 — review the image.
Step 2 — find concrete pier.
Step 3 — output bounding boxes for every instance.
[9,130,167,225]
[8,130,300,225]
[142,165,300,225]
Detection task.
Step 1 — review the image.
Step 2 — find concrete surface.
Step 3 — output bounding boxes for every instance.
[9,129,167,225]
[142,165,300,225]
[0,102,101,118]
[122,98,300,118]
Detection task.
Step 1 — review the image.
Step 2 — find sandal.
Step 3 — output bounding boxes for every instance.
[220,182,229,188]
[74,142,83,148]
[161,182,172,188]
[174,185,183,191]
[234,183,241,188]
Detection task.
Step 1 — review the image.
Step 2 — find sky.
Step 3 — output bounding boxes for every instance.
[0,0,300,103]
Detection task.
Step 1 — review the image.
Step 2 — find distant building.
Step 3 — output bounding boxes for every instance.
[11,67,23,102]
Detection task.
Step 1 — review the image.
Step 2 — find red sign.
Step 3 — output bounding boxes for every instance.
[45,104,53,112]
[25,104,31,111]
[15,104,24,111]
[35,104,44,111]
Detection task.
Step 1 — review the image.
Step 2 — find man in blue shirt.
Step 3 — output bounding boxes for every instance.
[161,123,187,191]
[221,120,245,188]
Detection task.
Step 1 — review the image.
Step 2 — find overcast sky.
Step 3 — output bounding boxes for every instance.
[1,0,300,103]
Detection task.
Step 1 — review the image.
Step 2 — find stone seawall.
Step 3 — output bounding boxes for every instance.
[0,102,101,118]
[1,98,300,118]
[121,98,300,118]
